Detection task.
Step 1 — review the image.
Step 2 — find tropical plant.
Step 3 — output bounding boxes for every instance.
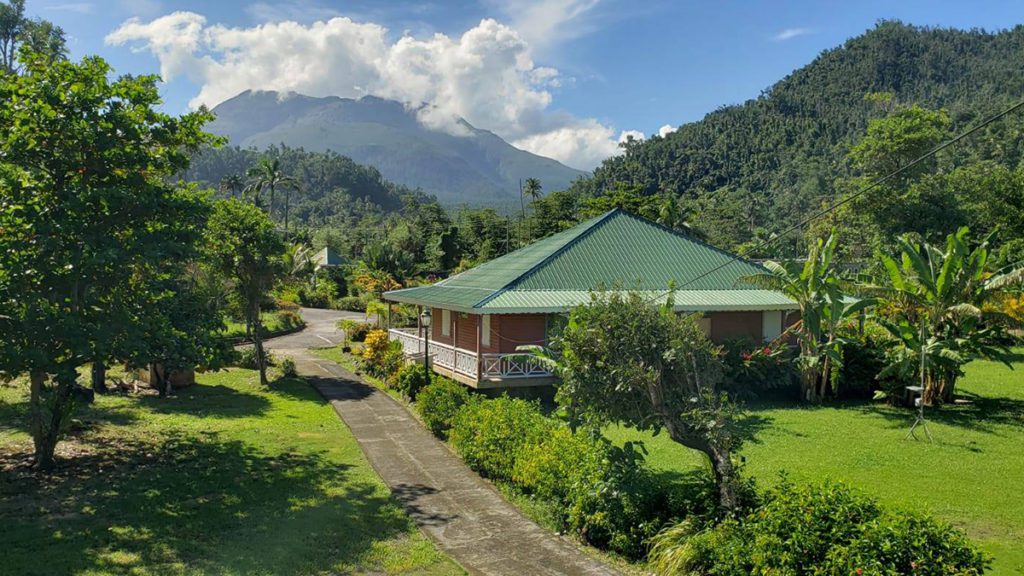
[866,227,1024,403]
[742,233,874,402]
[205,199,286,386]
[524,290,744,513]
[0,51,217,470]
[245,157,303,230]
[218,173,245,198]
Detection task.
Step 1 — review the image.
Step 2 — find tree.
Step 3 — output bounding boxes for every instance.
[868,227,1024,403]
[526,291,744,512]
[245,157,302,230]
[0,0,66,73]
[0,52,218,470]
[219,173,245,198]
[205,199,286,386]
[742,233,874,402]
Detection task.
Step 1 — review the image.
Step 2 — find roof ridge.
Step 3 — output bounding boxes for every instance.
[471,209,620,309]
[615,210,769,278]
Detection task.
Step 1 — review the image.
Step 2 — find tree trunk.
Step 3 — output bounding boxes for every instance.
[30,371,73,472]
[707,444,741,513]
[251,304,269,386]
[91,361,107,394]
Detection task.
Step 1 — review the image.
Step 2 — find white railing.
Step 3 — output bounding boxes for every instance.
[388,329,479,379]
[387,329,553,381]
[480,353,552,379]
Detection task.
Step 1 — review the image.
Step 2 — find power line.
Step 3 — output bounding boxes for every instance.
[646,97,1024,303]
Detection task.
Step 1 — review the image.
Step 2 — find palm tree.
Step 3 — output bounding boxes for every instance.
[219,173,244,198]
[245,158,302,231]
[520,177,542,244]
[866,228,1024,403]
[742,233,873,402]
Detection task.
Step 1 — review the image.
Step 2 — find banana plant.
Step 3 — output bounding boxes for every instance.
[742,232,874,402]
[867,227,1024,403]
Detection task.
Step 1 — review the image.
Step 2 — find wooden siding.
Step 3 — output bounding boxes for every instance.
[708,311,763,342]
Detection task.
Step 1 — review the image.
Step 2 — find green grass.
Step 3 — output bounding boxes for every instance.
[0,368,462,576]
[606,354,1024,574]
[221,310,304,340]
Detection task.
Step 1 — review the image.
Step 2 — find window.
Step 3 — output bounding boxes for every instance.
[761,310,782,342]
[481,315,491,347]
[441,309,451,337]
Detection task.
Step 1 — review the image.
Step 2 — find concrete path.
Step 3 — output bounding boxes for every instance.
[267,309,620,576]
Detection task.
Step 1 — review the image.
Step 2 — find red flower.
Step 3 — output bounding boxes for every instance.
[741,352,752,362]
[762,346,772,355]
[856,569,863,575]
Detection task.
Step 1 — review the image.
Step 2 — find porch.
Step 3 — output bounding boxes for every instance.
[388,328,554,388]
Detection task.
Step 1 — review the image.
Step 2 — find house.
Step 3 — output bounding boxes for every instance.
[314,247,346,271]
[383,209,797,389]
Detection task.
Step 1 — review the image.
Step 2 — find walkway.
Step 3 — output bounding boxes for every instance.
[267,309,620,576]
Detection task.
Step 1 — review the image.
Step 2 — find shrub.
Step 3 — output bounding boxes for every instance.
[298,280,338,309]
[513,426,608,503]
[277,310,303,330]
[648,479,988,575]
[362,329,394,374]
[338,319,371,342]
[448,396,553,481]
[722,338,798,395]
[279,357,298,378]
[394,363,431,399]
[415,377,471,437]
[825,511,988,574]
[234,345,275,370]
[336,295,367,312]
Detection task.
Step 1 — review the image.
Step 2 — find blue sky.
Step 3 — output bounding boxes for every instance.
[29,0,1024,169]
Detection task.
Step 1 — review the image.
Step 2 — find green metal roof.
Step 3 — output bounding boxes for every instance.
[385,209,797,313]
[315,247,347,267]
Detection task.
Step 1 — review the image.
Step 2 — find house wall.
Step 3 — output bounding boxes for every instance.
[428,309,544,354]
[707,311,767,343]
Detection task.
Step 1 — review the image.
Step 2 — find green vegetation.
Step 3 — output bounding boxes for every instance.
[221,310,305,340]
[0,368,460,575]
[606,354,1024,573]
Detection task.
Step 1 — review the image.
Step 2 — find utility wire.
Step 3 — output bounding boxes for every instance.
[644,97,1024,304]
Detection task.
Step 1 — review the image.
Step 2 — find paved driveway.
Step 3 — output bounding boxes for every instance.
[266,307,364,351]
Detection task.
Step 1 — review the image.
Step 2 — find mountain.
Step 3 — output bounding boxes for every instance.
[206,91,587,204]
[567,21,1024,250]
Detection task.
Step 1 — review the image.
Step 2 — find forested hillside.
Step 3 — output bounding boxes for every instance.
[567,21,1024,257]
[182,144,430,225]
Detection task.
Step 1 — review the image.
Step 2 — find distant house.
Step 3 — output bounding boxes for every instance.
[384,209,797,389]
[314,247,346,271]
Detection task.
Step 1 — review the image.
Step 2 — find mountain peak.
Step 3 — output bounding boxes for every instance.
[207,91,585,204]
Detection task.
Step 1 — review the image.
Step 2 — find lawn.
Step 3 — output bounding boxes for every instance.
[221,309,304,341]
[606,354,1024,574]
[0,368,462,576]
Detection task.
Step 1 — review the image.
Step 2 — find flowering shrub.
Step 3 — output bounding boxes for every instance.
[362,329,402,379]
[722,338,798,394]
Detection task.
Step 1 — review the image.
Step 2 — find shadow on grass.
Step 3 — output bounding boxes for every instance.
[849,392,1024,435]
[137,383,271,418]
[0,433,418,576]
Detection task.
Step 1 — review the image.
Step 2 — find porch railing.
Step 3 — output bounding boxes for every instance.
[387,329,553,380]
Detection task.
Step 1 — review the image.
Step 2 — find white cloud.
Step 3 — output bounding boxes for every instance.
[618,129,645,143]
[772,27,813,41]
[658,124,677,137]
[489,0,602,55]
[245,1,342,24]
[106,11,633,169]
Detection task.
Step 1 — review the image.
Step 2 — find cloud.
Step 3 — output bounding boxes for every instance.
[618,129,645,143]
[489,0,602,55]
[45,3,94,14]
[658,124,677,137]
[772,27,813,41]
[245,1,342,24]
[106,11,633,170]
